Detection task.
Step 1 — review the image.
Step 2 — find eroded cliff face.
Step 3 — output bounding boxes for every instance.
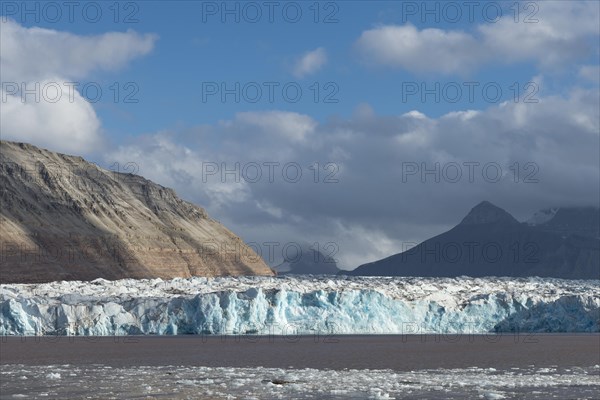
[0,141,274,283]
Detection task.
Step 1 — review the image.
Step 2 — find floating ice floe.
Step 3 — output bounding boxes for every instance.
[2,364,599,399]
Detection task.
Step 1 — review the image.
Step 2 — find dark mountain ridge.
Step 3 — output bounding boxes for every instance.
[347,201,599,279]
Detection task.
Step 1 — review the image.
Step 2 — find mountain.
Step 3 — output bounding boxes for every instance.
[526,207,559,226]
[0,141,274,283]
[528,207,600,238]
[346,201,599,279]
[274,244,340,275]
[459,200,520,225]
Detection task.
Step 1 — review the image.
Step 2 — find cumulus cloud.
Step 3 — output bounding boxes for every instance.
[0,19,157,82]
[0,19,157,154]
[1,80,103,154]
[109,134,252,211]
[233,111,317,143]
[356,2,600,74]
[356,24,481,74]
[105,88,599,269]
[292,47,328,78]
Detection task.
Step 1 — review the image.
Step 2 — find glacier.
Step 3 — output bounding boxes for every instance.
[1,276,598,335]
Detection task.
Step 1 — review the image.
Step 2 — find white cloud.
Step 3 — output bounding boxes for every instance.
[292,47,328,78]
[1,80,103,154]
[0,19,157,82]
[402,110,427,119]
[109,134,251,211]
[356,24,481,74]
[0,19,157,154]
[477,2,598,69]
[107,87,599,269]
[234,111,317,143]
[356,2,600,74]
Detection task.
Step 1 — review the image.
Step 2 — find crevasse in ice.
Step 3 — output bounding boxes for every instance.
[1,276,598,335]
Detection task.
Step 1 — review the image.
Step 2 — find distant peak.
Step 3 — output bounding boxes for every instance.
[459,201,519,225]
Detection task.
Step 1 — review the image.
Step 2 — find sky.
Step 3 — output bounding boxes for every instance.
[1,0,599,269]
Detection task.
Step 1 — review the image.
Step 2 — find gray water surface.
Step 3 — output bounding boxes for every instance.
[1,335,599,399]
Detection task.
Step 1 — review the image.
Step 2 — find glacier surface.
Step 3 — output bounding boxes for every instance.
[1,276,598,335]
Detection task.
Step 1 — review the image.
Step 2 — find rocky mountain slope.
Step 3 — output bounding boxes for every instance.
[347,201,599,279]
[0,141,274,283]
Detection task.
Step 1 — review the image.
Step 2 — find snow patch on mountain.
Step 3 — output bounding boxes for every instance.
[527,208,559,226]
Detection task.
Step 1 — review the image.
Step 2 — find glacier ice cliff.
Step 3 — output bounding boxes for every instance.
[1,276,598,335]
